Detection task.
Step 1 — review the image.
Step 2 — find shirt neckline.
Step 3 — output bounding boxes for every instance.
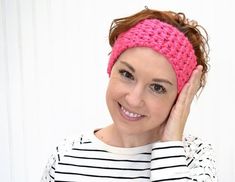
[86,129,153,155]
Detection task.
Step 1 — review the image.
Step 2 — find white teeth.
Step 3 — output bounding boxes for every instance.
[121,106,142,118]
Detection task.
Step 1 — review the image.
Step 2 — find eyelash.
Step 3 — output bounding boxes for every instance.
[118,69,134,80]
[150,84,166,94]
[118,69,167,94]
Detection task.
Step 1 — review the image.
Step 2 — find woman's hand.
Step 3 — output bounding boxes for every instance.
[160,65,203,142]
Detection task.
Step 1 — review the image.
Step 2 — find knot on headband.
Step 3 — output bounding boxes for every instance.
[107,19,197,92]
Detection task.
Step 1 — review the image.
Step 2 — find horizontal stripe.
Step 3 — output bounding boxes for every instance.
[64,155,150,163]
[151,155,186,161]
[82,141,92,144]
[55,181,81,182]
[152,176,192,182]
[152,145,183,151]
[55,171,149,179]
[151,164,187,171]
[141,152,151,155]
[58,162,150,171]
[72,148,108,152]
[72,148,151,155]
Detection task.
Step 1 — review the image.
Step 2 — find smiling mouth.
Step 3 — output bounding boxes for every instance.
[118,103,145,121]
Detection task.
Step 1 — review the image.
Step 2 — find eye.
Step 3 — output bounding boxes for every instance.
[118,69,134,80]
[150,83,166,94]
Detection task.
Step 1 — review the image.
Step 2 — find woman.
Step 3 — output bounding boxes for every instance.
[41,7,217,181]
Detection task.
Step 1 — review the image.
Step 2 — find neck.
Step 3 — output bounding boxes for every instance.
[95,124,160,148]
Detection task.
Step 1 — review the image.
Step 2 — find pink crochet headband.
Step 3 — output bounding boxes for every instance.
[107,19,197,92]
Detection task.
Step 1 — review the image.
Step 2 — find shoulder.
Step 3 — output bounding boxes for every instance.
[41,132,93,181]
[56,132,93,154]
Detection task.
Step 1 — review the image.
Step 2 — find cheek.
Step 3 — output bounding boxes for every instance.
[106,79,123,102]
[106,81,113,104]
[148,97,175,121]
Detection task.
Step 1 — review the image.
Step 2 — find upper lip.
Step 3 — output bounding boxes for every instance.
[118,103,145,116]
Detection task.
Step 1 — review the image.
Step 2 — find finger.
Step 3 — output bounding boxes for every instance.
[189,65,203,90]
[168,65,203,121]
[171,82,190,119]
[177,82,190,107]
[186,65,203,103]
[174,66,202,116]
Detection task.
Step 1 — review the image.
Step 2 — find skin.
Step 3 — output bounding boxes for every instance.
[95,47,202,148]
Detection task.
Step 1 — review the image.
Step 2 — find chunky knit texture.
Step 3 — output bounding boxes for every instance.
[107,19,197,92]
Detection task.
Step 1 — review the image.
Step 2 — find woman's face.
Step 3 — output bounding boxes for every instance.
[106,47,178,136]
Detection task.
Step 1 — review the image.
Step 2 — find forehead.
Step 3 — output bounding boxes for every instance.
[117,47,177,81]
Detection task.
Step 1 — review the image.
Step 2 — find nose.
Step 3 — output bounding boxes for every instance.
[125,84,144,108]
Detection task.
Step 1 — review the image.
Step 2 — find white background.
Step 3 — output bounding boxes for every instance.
[1,0,235,181]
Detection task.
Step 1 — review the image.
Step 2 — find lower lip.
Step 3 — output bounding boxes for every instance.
[118,104,144,122]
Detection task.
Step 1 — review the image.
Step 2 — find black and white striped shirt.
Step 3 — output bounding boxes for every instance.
[41,130,217,182]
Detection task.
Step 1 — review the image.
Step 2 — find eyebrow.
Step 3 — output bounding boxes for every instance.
[119,61,173,86]
[152,78,173,85]
[120,61,135,72]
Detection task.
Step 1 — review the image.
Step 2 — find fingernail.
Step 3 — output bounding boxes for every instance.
[197,65,203,70]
